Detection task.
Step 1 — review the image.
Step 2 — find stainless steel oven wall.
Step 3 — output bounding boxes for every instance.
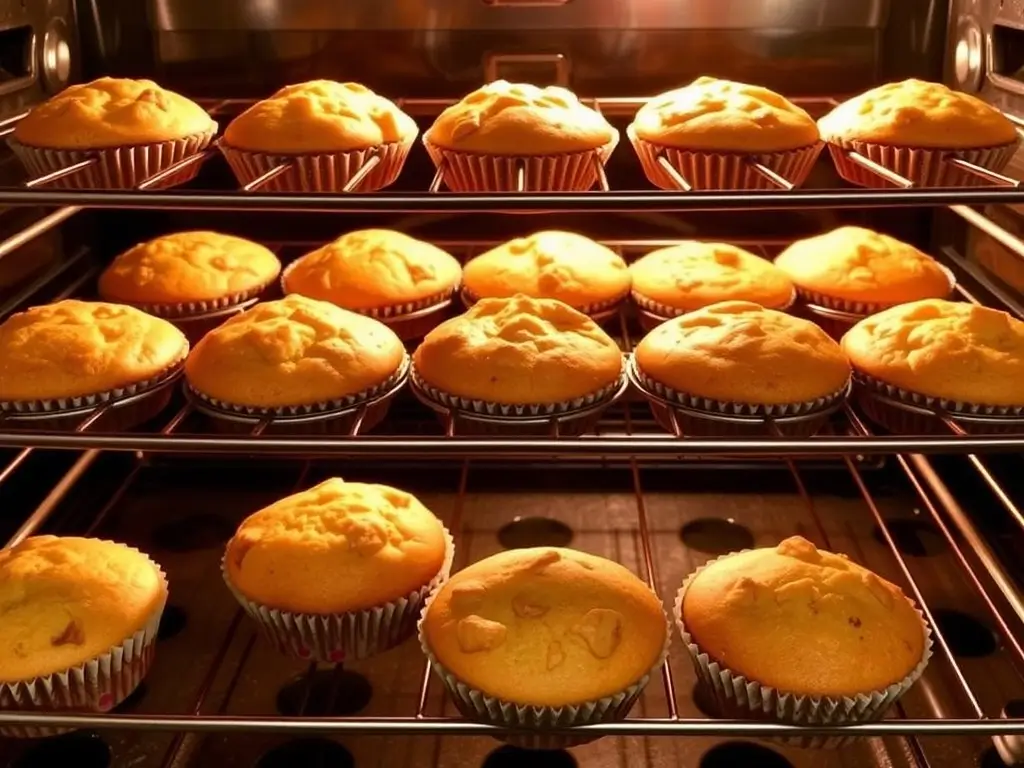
[74,0,940,98]
[0,0,77,118]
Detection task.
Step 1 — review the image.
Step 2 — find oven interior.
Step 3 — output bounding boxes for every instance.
[2,2,1024,767]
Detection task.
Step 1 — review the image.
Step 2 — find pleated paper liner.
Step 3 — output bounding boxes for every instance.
[631,288,798,333]
[218,134,415,192]
[627,355,849,438]
[674,552,933,749]
[0,547,168,739]
[460,285,628,324]
[422,133,619,192]
[281,261,458,341]
[794,265,957,340]
[417,582,672,750]
[186,353,410,436]
[852,372,1024,436]
[222,526,454,663]
[409,360,629,436]
[9,128,216,190]
[0,354,187,432]
[825,138,1020,188]
[627,127,822,191]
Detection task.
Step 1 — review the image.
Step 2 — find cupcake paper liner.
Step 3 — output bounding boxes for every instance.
[119,280,277,322]
[631,287,797,331]
[417,580,672,749]
[222,526,454,663]
[423,133,618,192]
[825,138,1020,189]
[9,129,216,190]
[0,547,168,738]
[853,372,1024,435]
[674,551,933,749]
[628,127,822,191]
[460,286,628,321]
[629,355,849,437]
[218,135,415,193]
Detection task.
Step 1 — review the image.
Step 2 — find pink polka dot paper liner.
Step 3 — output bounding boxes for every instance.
[221,526,454,663]
[0,546,167,739]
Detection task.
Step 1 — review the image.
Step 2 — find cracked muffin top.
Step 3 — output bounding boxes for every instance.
[184,294,405,409]
[225,478,448,613]
[283,229,461,312]
[841,298,1024,405]
[421,546,667,706]
[0,535,167,682]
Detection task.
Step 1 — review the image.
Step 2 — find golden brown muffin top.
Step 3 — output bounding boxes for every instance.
[630,76,820,152]
[629,241,794,313]
[13,77,216,149]
[425,80,617,155]
[635,301,850,405]
[223,80,417,153]
[0,536,167,682]
[98,231,282,307]
[283,229,462,311]
[413,295,623,405]
[818,79,1018,149]
[225,478,448,614]
[422,547,667,706]
[841,299,1024,406]
[682,536,926,697]
[462,231,630,310]
[0,300,188,403]
[775,227,951,306]
[185,294,405,409]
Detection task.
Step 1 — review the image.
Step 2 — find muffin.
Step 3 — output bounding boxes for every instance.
[220,80,418,192]
[419,547,669,746]
[98,231,282,339]
[775,226,954,336]
[184,294,407,433]
[0,300,188,428]
[423,80,618,192]
[631,301,850,436]
[629,241,794,329]
[282,229,461,340]
[0,536,168,737]
[10,77,216,189]
[628,77,822,191]
[461,231,630,320]
[841,299,1024,433]
[818,79,1020,188]
[676,536,931,746]
[223,478,453,662]
[411,295,626,434]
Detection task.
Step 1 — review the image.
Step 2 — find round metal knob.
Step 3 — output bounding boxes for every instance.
[954,16,984,92]
[41,18,71,93]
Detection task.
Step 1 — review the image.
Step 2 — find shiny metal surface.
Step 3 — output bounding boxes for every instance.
[0,0,76,118]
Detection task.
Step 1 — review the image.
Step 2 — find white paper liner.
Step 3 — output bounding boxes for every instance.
[630,286,797,320]
[218,134,415,192]
[674,550,933,749]
[410,357,626,418]
[9,129,216,190]
[0,350,188,415]
[417,579,672,749]
[825,138,1020,188]
[423,133,619,192]
[793,264,956,317]
[630,355,849,418]
[0,546,168,738]
[854,372,1024,418]
[280,260,459,320]
[460,285,629,319]
[222,525,454,662]
[188,353,410,417]
[628,127,822,191]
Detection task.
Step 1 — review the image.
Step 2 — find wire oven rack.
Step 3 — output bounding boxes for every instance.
[1,95,1024,759]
